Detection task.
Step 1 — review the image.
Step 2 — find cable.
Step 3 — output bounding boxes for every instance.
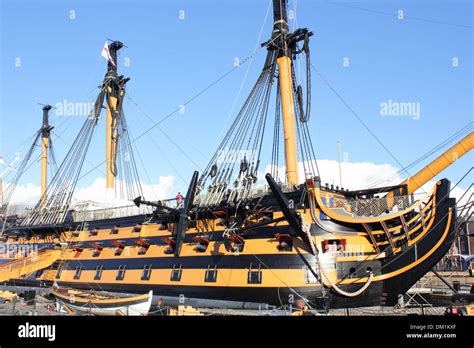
[367,123,473,189]
[76,41,272,186]
[328,1,474,30]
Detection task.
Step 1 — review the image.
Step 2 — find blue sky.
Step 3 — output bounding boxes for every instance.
[0,0,472,199]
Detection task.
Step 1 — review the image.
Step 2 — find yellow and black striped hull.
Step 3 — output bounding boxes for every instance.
[0,179,457,309]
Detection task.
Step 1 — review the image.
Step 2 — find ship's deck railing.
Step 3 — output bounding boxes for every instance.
[20,205,70,226]
[321,194,417,218]
[72,204,154,222]
[195,184,285,207]
[194,183,293,206]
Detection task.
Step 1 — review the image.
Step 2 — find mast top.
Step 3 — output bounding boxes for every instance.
[272,0,289,57]
[269,0,313,58]
[107,40,124,73]
[41,104,53,136]
[272,0,289,34]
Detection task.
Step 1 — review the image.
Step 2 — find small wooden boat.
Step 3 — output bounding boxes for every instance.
[51,287,152,316]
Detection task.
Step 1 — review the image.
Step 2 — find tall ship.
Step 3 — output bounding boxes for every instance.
[0,0,472,310]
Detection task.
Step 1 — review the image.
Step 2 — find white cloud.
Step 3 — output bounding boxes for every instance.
[263,159,402,190]
[263,159,472,206]
[72,175,176,207]
[418,180,472,209]
[5,182,41,208]
[5,175,176,210]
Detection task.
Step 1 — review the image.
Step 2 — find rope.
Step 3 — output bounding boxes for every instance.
[199,49,279,206]
[303,201,375,296]
[126,95,203,170]
[0,131,42,216]
[367,122,472,189]
[317,252,374,297]
[310,63,424,194]
[20,90,105,226]
[75,38,274,187]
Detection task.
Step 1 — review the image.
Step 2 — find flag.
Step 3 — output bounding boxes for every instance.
[101,41,116,66]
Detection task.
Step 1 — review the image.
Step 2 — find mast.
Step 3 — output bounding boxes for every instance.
[105,41,123,190]
[337,141,343,187]
[273,0,299,187]
[40,105,52,208]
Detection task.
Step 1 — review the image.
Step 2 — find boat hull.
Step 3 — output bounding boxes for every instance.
[0,179,457,310]
[52,289,152,316]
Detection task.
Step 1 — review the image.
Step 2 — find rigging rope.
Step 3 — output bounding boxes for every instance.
[310,63,412,175]
[19,70,145,227]
[0,132,41,216]
[21,90,105,226]
[74,39,275,187]
[367,122,473,189]
[126,95,203,170]
[198,50,277,206]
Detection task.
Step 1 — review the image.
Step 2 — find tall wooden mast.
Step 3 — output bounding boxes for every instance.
[273,0,299,187]
[105,41,123,190]
[40,105,52,208]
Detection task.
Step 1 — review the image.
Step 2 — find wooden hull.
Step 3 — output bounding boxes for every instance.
[0,179,457,310]
[51,288,152,316]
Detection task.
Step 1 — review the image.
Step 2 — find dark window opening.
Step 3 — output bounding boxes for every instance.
[94,265,103,280]
[132,223,142,233]
[141,264,152,281]
[248,271,262,284]
[170,265,182,281]
[205,267,218,283]
[55,266,64,279]
[248,264,262,284]
[110,225,120,234]
[73,266,83,280]
[116,265,126,280]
